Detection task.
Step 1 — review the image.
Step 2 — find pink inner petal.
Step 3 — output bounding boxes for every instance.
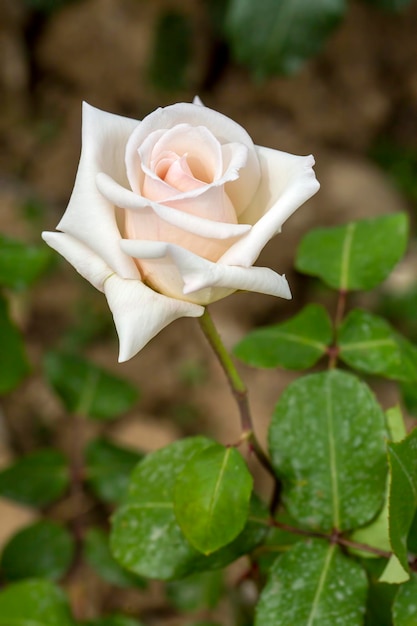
[163,156,206,192]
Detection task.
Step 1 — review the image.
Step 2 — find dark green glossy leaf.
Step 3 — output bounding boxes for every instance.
[234,304,332,369]
[387,428,417,571]
[0,579,75,626]
[110,437,267,580]
[84,528,146,588]
[0,295,29,394]
[1,520,74,581]
[166,570,223,611]
[269,370,387,531]
[407,509,417,555]
[364,577,397,626]
[350,406,405,559]
[296,213,408,291]
[0,449,69,507]
[44,351,138,420]
[0,235,52,290]
[256,511,306,574]
[225,0,346,77]
[339,309,417,382]
[174,444,253,554]
[392,573,417,625]
[85,438,143,505]
[255,540,368,626]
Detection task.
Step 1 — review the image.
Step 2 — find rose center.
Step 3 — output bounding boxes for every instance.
[154,151,208,193]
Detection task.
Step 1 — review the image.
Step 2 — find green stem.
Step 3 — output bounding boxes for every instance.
[198,308,276,479]
[328,289,347,369]
[198,308,250,430]
[252,517,393,560]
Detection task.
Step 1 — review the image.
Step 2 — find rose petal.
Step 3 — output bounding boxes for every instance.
[125,102,261,215]
[42,231,116,292]
[121,239,292,304]
[41,231,203,362]
[140,124,223,184]
[56,102,140,279]
[219,148,320,267]
[104,274,203,362]
[96,173,249,240]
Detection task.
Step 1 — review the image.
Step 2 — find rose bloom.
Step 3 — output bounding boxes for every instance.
[42,98,319,361]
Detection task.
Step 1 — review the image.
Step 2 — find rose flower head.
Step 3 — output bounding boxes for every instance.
[42,98,319,362]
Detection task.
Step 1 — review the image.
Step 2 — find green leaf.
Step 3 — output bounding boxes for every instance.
[387,428,417,572]
[379,555,410,584]
[0,449,69,507]
[0,235,52,290]
[392,573,417,625]
[360,559,396,624]
[351,406,406,559]
[234,304,332,369]
[44,351,138,420]
[255,539,368,626]
[1,520,74,581]
[407,508,417,555]
[110,437,267,580]
[0,295,30,394]
[268,370,387,531]
[166,570,223,611]
[84,528,146,588]
[174,444,253,554]
[85,438,143,505]
[225,0,346,77]
[339,309,417,382]
[0,579,75,626]
[296,213,408,291]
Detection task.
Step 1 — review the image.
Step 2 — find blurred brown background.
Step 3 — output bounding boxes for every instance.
[0,1,416,619]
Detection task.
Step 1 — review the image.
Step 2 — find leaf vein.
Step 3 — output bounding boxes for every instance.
[306,544,336,626]
[390,447,417,502]
[326,377,340,528]
[340,222,356,290]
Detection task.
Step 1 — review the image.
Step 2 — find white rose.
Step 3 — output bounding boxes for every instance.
[42,99,319,362]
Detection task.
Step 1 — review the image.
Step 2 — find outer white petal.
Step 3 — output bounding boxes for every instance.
[121,240,291,302]
[57,102,140,280]
[42,231,114,292]
[104,274,204,362]
[97,173,250,240]
[42,231,203,362]
[220,148,320,267]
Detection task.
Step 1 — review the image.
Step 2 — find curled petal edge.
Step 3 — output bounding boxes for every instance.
[220,149,320,267]
[121,239,292,300]
[96,173,250,240]
[41,231,204,362]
